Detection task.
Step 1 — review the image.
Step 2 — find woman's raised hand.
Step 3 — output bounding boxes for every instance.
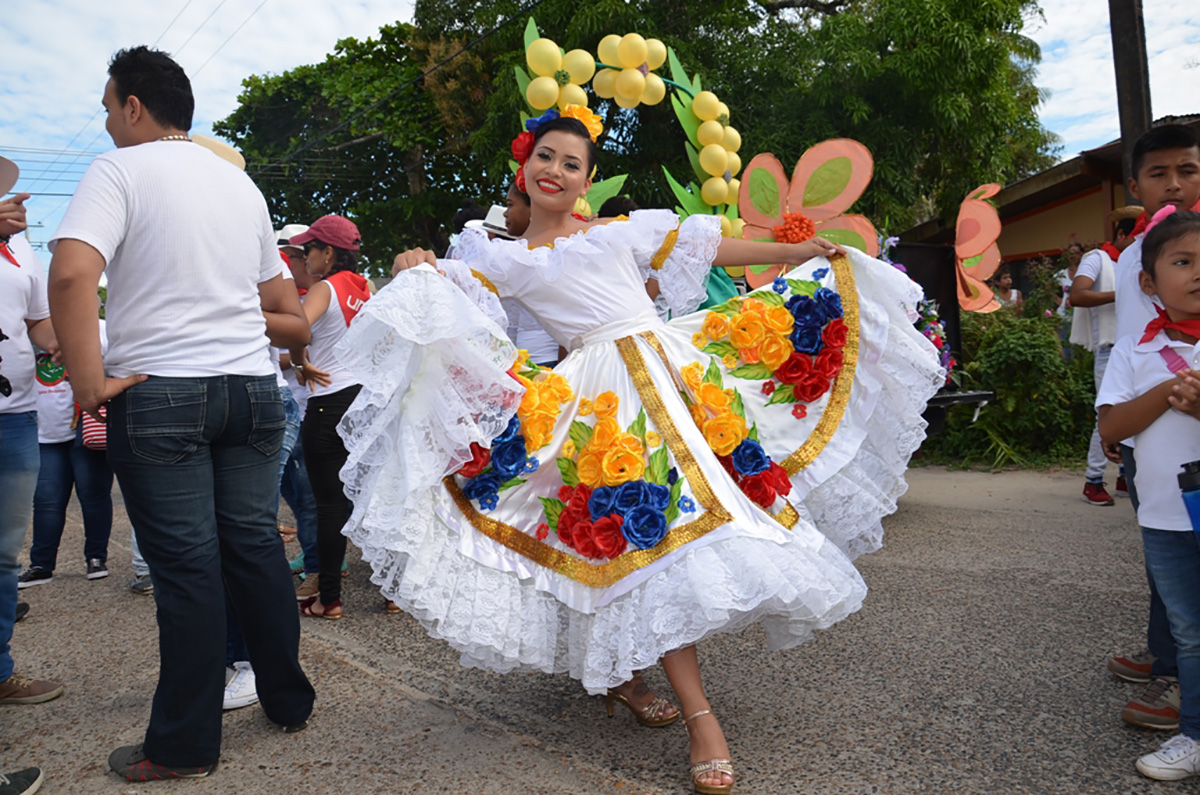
[391,248,439,276]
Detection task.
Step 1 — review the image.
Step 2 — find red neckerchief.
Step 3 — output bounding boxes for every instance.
[0,240,19,267]
[325,271,370,326]
[1141,305,1200,344]
[1132,197,1200,237]
[1100,242,1121,261]
[297,288,308,297]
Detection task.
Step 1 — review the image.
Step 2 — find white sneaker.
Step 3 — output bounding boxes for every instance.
[1137,734,1200,780]
[222,661,259,711]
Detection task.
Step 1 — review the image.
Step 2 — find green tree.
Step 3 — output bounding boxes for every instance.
[218,0,1059,272]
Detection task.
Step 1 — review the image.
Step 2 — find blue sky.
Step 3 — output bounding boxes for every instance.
[2,0,1198,254]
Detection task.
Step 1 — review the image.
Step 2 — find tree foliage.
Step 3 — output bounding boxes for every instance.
[217,0,1059,275]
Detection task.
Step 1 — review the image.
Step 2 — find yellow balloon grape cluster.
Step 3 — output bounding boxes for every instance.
[525,37,598,111]
[592,33,668,109]
[690,91,742,210]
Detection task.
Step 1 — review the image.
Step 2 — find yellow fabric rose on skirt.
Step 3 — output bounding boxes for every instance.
[703,411,748,456]
[601,447,645,486]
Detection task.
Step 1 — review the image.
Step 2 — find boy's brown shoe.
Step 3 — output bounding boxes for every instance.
[0,673,64,704]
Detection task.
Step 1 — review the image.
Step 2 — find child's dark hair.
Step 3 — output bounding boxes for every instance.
[531,117,597,172]
[1142,210,1200,278]
[1131,124,1200,178]
[108,46,194,131]
[304,238,359,275]
[599,195,638,217]
[1116,218,1137,238]
[507,182,530,206]
[452,200,487,234]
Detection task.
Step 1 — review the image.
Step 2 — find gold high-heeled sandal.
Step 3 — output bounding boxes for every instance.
[682,709,735,794]
[604,688,681,727]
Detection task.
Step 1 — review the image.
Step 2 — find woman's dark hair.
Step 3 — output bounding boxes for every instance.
[452,200,487,234]
[304,238,359,275]
[108,46,194,131]
[1065,242,1084,254]
[507,182,530,205]
[1142,210,1200,278]
[531,117,597,172]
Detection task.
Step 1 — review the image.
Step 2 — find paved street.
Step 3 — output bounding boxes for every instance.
[3,465,1195,793]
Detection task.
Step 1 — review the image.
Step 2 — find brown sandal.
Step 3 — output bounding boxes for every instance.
[604,675,680,727]
[682,709,735,794]
[299,596,342,620]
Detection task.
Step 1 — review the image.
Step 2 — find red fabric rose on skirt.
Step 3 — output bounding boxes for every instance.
[775,352,814,386]
[741,471,777,507]
[822,318,848,349]
[792,372,831,403]
[590,515,627,559]
[814,348,843,381]
[458,443,491,478]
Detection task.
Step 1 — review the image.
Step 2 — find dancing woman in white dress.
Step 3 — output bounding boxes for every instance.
[337,116,944,792]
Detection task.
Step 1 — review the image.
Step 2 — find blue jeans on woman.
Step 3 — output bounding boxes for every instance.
[0,411,40,683]
[29,425,113,571]
[1142,527,1200,739]
[107,376,313,766]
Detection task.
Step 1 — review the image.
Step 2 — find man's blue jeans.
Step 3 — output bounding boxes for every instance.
[1142,527,1200,739]
[0,411,40,683]
[29,426,113,571]
[107,376,314,766]
[279,391,319,575]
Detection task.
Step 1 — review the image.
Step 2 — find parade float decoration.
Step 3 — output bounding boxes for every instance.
[509,18,879,261]
[954,183,1003,313]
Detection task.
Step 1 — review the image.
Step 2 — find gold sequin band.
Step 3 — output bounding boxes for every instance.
[470,269,499,296]
[781,253,858,475]
[649,226,681,271]
[774,503,799,530]
[442,332,731,588]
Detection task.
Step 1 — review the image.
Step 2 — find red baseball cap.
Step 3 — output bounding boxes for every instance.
[289,215,361,251]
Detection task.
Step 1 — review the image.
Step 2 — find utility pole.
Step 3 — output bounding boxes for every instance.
[1108,0,1152,202]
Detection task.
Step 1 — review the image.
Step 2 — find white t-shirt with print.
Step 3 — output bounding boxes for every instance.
[1096,332,1200,531]
[50,140,283,378]
[37,320,108,443]
[0,235,51,414]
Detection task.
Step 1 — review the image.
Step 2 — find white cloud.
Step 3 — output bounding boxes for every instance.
[1,0,414,245]
[1027,0,1200,158]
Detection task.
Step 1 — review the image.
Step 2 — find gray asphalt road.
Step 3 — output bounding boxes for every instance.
[3,465,1192,793]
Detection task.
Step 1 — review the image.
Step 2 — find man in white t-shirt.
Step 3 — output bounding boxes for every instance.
[47,46,314,781]
[0,175,65,711]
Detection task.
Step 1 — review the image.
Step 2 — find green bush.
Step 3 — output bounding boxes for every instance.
[920,308,1094,468]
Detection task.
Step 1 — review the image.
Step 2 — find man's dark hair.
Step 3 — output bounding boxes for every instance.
[1142,210,1200,278]
[1116,218,1137,238]
[108,46,194,131]
[532,117,597,172]
[598,196,638,218]
[1131,124,1200,179]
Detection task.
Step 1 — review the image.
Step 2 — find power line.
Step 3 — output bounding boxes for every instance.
[249,0,550,177]
[152,0,196,47]
[192,0,270,76]
[173,0,231,56]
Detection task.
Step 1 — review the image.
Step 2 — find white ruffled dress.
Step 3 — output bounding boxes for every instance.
[335,210,943,693]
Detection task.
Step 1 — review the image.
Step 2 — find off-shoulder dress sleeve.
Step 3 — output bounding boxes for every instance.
[623,209,723,316]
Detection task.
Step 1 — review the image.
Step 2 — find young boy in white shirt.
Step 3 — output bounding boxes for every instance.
[1098,210,1200,779]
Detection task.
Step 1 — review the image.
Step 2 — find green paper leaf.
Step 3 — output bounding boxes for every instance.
[508,158,519,176]
[962,253,984,270]
[748,263,777,275]
[819,227,868,252]
[667,47,696,95]
[664,477,684,524]
[748,168,781,219]
[627,408,647,440]
[706,297,742,316]
[647,446,670,485]
[587,174,629,213]
[498,477,526,492]
[569,420,593,451]
[557,458,579,487]
[748,422,760,441]
[703,357,724,386]
[538,496,565,534]
[686,141,708,184]
[702,340,738,358]
[663,166,710,219]
[756,290,785,307]
[766,383,798,405]
[786,278,820,297]
[729,362,773,380]
[724,202,739,220]
[803,157,853,207]
[729,389,746,419]
[513,65,532,103]
[523,17,540,51]
[671,92,700,148]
